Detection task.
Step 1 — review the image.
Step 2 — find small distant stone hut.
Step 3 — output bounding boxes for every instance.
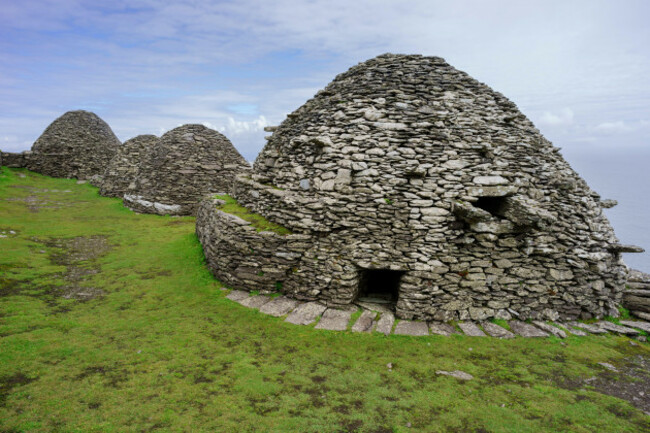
[124,124,250,215]
[26,110,121,179]
[99,134,159,198]
[197,53,641,322]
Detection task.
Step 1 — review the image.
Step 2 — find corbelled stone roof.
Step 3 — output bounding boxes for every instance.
[199,54,631,322]
[124,124,250,215]
[29,110,121,179]
[100,134,158,198]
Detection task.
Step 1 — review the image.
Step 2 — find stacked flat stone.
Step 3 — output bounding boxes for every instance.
[27,110,121,179]
[124,124,250,216]
[622,269,650,319]
[198,53,638,322]
[0,151,31,168]
[99,135,159,198]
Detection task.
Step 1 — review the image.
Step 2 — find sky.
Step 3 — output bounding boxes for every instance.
[1,0,649,268]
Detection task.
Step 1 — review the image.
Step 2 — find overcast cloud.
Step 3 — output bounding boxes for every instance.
[1,0,649,266]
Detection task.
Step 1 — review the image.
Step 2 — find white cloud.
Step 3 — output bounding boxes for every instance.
[595,120,633,134]
[538,108,574,127]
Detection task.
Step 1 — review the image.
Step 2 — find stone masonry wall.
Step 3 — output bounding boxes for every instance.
[100,135,158,198]
[199,54,631,322]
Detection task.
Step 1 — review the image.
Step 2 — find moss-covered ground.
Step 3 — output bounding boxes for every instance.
[214,194,292,235]
[1,167,649,432]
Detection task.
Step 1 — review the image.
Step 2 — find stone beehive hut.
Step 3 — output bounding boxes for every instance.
[124,124,250,216]
[197,53,640,322]
[99,134,159,198]
[28,110,121,179]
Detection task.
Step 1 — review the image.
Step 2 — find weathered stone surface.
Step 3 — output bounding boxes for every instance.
[197,53,628,322]
[619,320,650,333]
[239,294,272,309]
[436,370,474,380]
[509,320,548,338]
[532,321,567,338]
[285,302,327,325]
[622,290,650,313]
[429,322,459,336]
[351,310,377,333]
[458,322,486,337]
[226,290,249,302]
[481,322,515,339]
[99,135,158,198]
[259,296,300,317]
[375,312,395,335]
[125,124,250,215]
[394,320,429,336]
[28,111,121,179]
[568,322,608,335]
[315,308,353,331]
[557,323,588,336]
[632,311,650,320]
[597,321,640,335]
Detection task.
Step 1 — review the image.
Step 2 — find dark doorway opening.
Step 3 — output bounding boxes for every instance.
[474,196,507,218]
[356,269,404,305]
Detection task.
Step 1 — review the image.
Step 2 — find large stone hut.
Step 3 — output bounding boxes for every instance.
[99,134,159,198]
[197,53,640,322]
[27,110,121,179]
[124,124,250,216]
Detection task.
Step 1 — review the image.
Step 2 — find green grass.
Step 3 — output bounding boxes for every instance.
[0,167,649,432]
[214,194,292,235]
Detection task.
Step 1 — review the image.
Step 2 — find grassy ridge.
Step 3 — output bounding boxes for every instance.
[0,167,648,433]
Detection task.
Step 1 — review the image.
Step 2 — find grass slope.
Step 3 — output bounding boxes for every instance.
[0,167,648,433]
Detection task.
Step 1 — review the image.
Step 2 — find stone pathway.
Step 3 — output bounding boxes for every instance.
[224,290,650,340]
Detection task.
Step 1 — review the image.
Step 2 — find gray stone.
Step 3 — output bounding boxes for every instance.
[314,308,353,331]
[568,322,608,335]
[351,310,377,333]
[375,312,395,335]
[259,296,300,317]
[597,321,640,335]
[532,321,567,338]
[285,302,327,326]
[436,370,474,380]
[428,322,459,336]
[509,321,549,338]
[619,320,650,333]
[458,322,486,337]
[481,322,515,339]
[226,290,249,302]
[557,323,588,336]
[393,320,429,336]
[238,295,272,309]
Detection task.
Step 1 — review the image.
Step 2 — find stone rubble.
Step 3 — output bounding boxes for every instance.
[197,53,641,322]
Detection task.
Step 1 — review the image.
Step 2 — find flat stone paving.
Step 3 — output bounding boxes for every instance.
[224,290,650,340]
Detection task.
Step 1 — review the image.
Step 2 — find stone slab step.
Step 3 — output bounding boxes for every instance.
[375,312,395,335]
[458,322,486,337]
[315,308,353,331]
[225,289,249,302]
[568,322,608,334]
[429,322,459,336]
[394,320,429,336]
[619,320,650,333]
[351,310,377,333]
[509,321,548,338]
[481,322,515,339]
[597,321,640,335]
[632,311,650,320]
[532,321,567,338]
[557,323,588,336]
[285,302,327,326]
[259,296,300,317]
[239,295,272,309]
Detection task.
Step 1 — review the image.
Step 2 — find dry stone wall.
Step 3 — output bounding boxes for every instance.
[28,111,121,179]
[0,151,30,168]
[199,53,636,321]
[100,135,158,198]
[124,124,250,216]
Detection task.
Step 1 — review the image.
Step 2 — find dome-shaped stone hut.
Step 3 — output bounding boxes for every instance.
[124,124,250,215]
[197,53,642,322]
[99,134,159,198]
[28,110,121,179]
